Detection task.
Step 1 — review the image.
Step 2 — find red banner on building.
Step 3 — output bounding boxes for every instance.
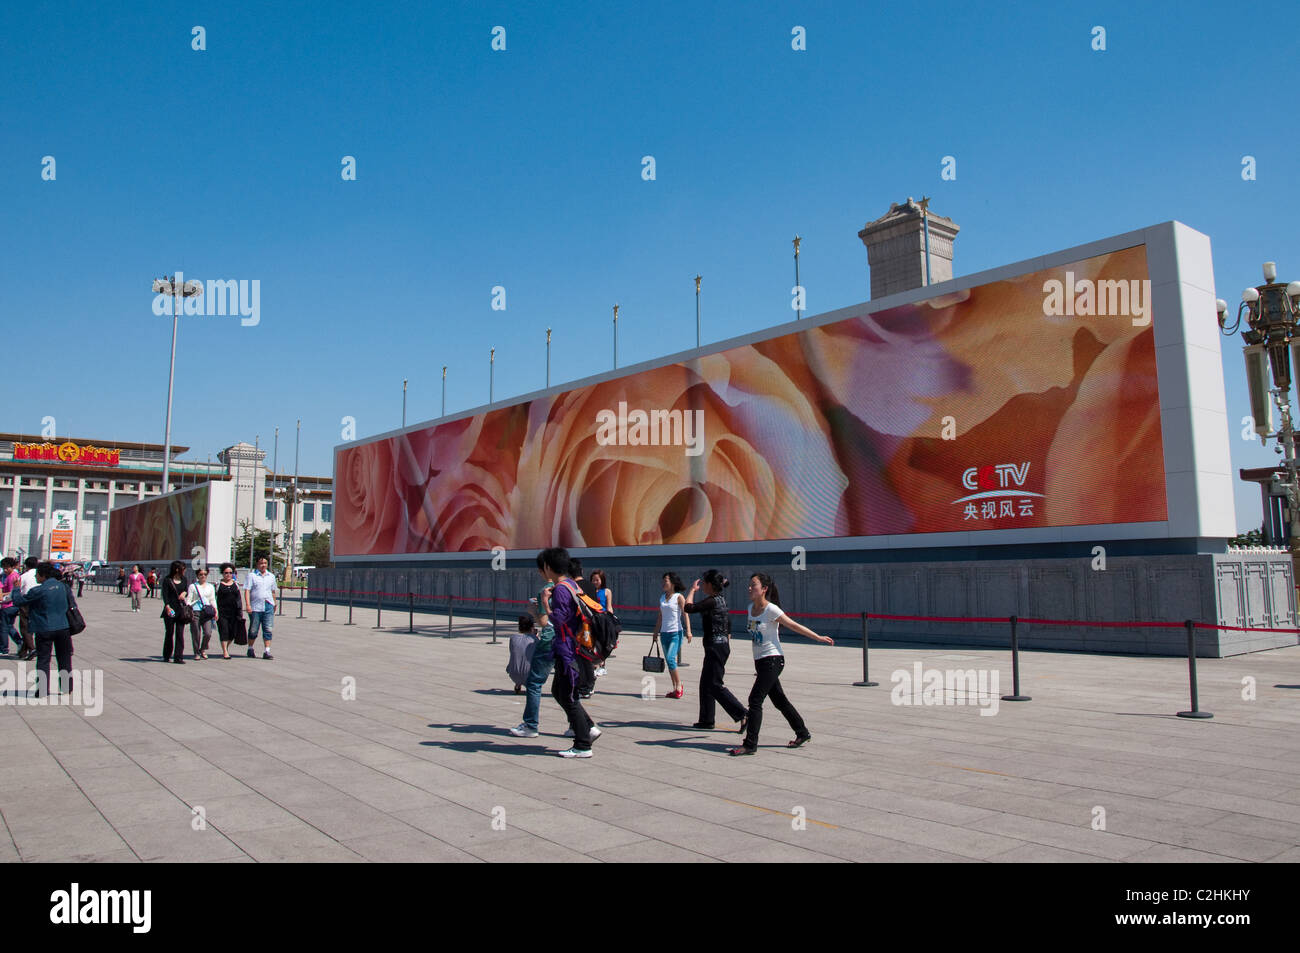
[13,441,120,466]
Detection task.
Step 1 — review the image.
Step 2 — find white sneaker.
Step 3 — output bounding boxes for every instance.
[557,747,592,758]
[508,723,539,738]
[595,667,607,676]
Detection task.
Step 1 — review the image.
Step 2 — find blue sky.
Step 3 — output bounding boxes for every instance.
[2,0,1295,534]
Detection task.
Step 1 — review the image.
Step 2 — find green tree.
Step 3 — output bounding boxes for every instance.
[299,530,333,568]
[1228,525,1267,547]
[231,519,287,570]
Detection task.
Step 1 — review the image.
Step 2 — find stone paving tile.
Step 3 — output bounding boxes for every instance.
[114,821,249,862]
[466,834,600,863]
[392,802,533,851]
[1123,843,1247,863]
[987,843,1111,863]
[587,839,720,862]
[5,590,1297,864]
[197,794,310,834]
[224,825,364,863]
[502,807,647,854]
[966,813,1156,861]
[340,829,482,862]
[717,841,846,862]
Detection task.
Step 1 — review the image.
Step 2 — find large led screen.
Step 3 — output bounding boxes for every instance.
[108,484,211,563]
[335,245,1166,555]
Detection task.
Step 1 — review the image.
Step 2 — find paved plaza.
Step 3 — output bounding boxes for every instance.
[1,589,1298,863]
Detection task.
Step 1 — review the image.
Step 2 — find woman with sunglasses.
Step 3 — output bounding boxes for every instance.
[187,568,218,659]
[214,563,244,659]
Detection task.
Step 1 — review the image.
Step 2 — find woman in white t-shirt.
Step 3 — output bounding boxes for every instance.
[730,572,834,756]
[186,569,218,660]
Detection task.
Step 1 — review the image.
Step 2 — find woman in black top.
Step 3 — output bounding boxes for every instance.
[214,563,243,659]
[684,570,747,731]
[160,560,189,664]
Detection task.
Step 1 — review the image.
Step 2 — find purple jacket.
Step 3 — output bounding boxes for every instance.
[549,579,582,697]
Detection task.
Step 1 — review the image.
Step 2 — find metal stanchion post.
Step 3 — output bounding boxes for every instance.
[299,586,304,618]
[323,588,328,622]
[446,595,454,638]
[374,591,383,629]
[1177,620,1214,719]
[491,596,498,644]
[409,591,414,634]
[1001,614,1031,702]
[346,586,354,625]
[853,612,878,686]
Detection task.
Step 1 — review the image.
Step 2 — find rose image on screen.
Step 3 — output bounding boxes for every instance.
[108,485,210,563]
[335,246,1166,555]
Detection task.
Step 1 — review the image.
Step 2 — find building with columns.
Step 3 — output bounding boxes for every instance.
[0,433,332,563]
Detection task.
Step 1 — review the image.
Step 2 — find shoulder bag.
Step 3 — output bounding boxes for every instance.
[66,591,86,636]
[643,634,665,673]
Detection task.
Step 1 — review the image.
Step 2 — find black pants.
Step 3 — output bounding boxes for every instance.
[551,660,594,749]
[698,639,745,726]
[577,654,596,696]
[162,617,185,661]
[743,655,808,749]
[35,628,73,697]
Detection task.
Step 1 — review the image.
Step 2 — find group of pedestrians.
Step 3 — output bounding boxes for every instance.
[154,557,279,663]
[2,557,81,696]
[507,548,833,759]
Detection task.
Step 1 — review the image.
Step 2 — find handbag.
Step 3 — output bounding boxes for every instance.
[643,635,665,673]
[233,614,248,645]
[192,585,217,622]
[66,592,86,636]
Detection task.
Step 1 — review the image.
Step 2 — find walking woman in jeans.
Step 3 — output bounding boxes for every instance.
[508,558,556,739]
[127,565,146,612]
[651,572,692,699]
[685,570,746,731]
[160,560,190,664]
[730,572,834,756]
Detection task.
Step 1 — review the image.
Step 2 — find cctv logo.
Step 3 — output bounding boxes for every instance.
[953,462,1044,504]
[962,463,1030,492]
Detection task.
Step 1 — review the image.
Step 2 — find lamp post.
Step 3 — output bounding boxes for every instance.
[546,328,551,387]
[1219,261,1300,565]
[248,435,259,575]
[695,275,702,346]
[402,379,407,428]
[792,237,802,320]
[919,196,933,286]
[441,365,447,417]
[151,274,202,490]
[613,304,619,369]
[270,427,279,575]
[489,347,495,403]
[276,420,303,586]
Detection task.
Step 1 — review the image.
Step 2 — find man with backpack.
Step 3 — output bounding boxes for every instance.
[537,548,600,758]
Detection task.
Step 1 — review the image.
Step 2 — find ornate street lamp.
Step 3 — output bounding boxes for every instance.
[1218,262,1300,556]
[152,274,203,490]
